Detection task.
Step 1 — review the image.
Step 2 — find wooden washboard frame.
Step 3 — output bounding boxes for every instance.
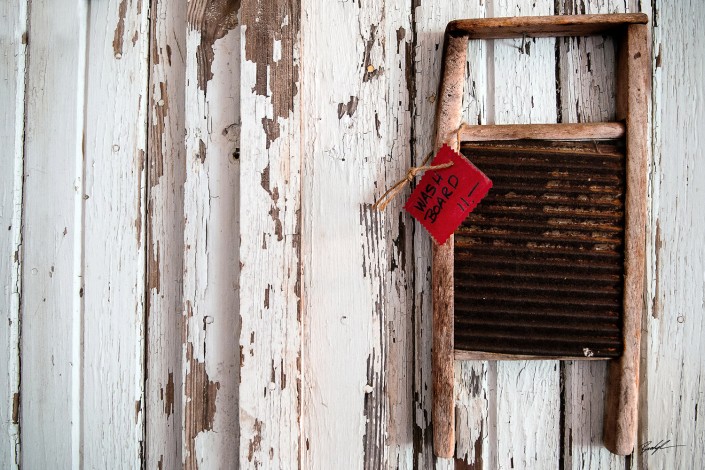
[432,13,650,458]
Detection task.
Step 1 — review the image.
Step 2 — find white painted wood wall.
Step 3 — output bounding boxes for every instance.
[1,0,702,468]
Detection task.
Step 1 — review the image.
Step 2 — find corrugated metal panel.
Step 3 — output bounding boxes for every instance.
[454,140,625,358]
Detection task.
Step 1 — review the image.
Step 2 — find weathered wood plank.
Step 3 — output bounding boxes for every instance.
[11,1,705,468]
[81,0,149,467]
[183,1,241,468]
[375,13,415,468]
[145,0,187,468]
[604,21,649,458]
[298,0,413,467]
[239,1,302,468]
[491,1,561,467]
[0,1,26,467]
[563,361,620,467]
[413,1,489,468]
[448,13,647,39]
[431,33,466,459]
[431,33,481,460]
[556,0,637,466]
[556,1,635,123]
[20,1,87,467]
[641,0,705,466]
[495,362,560,467]
[459,122,625,141]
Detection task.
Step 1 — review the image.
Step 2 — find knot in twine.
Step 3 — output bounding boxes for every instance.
[372,124,467,211]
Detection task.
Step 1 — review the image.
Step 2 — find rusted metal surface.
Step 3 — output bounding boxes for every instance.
[454,140,626,358]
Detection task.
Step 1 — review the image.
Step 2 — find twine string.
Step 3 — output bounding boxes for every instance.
[372,160,454,211]
[372,123,467,211]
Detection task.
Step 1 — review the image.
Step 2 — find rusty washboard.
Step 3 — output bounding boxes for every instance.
[430,14,650,458]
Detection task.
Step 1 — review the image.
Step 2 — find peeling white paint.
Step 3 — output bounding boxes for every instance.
[183,19,240,468]
[0,1,26,468]
[4,1,704,468]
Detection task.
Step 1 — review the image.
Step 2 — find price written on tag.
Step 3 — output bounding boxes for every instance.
[404,144,492,245]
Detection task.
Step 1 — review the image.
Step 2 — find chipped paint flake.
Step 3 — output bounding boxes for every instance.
[337,96,359,119]
[112,0,128,57]
[187,0,241,92]
[184,344,221,468]
[163,372,174,417]
[242,0,300,146]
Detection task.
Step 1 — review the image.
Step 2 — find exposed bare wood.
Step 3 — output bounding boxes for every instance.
[459,122,625,141]
[448,13,648,39]
[455,351,611,361]
[183,1,241,468]
[145,0,186,467]
[431,33,468,460]
[239,1,301,468]
[603,23,650,457]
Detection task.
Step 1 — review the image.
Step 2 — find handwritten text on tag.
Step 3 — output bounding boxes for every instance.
[404,144,492,245]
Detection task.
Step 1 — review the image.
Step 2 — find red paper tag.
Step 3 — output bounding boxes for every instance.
[405,144,492,245]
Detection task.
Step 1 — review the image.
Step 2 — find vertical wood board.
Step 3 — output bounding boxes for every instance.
[145,0,187,468]
[20,1,87,467]
[183,1,241,467]
[642,0,705,467]
[81,0,149,467]
[299,0,413,468]
[239,1,302,468]
[0,1,27,467]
